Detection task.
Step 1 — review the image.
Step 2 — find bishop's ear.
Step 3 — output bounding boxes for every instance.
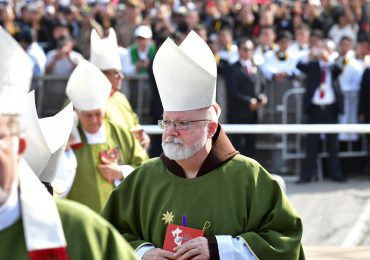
[208,121,218,138]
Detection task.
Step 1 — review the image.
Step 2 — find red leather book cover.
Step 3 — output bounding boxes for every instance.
[163,223,204,252]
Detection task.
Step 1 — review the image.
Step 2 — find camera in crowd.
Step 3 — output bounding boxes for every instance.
[56,35,71,49]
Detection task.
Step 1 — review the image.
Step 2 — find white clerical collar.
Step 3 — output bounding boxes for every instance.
[0,179,21,231]
[83,125,106,144]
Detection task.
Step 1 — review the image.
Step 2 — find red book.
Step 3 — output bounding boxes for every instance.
[163,224,204,252]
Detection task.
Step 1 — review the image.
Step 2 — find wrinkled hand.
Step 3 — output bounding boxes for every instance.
[98,163,122,183]
[173,237,210,260]
[142,248,175,260]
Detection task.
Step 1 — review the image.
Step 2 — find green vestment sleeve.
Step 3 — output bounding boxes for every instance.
[0,199,137,260]
[102,156,304,259]
[106,92,140,129]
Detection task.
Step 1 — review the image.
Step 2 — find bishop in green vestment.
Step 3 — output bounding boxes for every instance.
[102,31,305,259]
[65,60,148,213]
[102,125,305,259]
[67,119,148,212]
[90,27,151,150]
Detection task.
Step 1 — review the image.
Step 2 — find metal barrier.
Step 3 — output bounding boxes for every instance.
[279,88,368,180]
[33,74,368,180]
[142,123,370,180]
[34,74,230,124]
[33,74,151,119]
[32,75,69,117]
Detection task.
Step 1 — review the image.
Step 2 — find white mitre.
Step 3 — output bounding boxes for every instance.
[153,30,217,111]
[90,28,122,71]
[22,91,74,183]
[66,59,111,111]
[0,26,33,114]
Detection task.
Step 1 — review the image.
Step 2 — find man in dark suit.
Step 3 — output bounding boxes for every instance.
[358,67,370,175]
[226,38,267,157]
[296,39,345,183]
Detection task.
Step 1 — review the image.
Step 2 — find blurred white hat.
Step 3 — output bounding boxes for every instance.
[134,25,152,39]
[22,91,74,183]
[90,28,122,71]
[153,30,217,111]
[66,60,111,111]
[0,26,33,114]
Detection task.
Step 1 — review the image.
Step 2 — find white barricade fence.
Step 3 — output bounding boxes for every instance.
[143,124,370,182]
[142,124,370,135]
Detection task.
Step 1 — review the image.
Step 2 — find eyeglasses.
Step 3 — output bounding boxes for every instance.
[158,119,210,130]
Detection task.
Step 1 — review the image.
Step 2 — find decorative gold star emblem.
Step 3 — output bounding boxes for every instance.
[161,211,174,224]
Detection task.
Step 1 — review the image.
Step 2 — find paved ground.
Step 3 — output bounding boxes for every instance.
[286,176,370,246]
[304,246,370,260]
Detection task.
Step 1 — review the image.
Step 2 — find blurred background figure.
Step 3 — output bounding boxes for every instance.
[18,29,46,77]
[296,39,345,184]
[226,38,267,158]
[122,25,156,75]
[115,0,143,48]
[253,26,277,66]
[45,20,83,76]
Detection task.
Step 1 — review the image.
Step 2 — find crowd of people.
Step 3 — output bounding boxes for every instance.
[0,20,305,258]
[1,0,369,75]
[1,0,370,178]
[2,0,370,258]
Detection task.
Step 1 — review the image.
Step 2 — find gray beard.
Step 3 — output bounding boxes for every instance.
[162,142,194,160]
[162,133,208,161]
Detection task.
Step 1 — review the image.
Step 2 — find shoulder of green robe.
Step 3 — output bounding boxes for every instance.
[127,157,162,177]
[106,120,133,134]
[55,200,137,259]
[116,157,162,184]
[107,92,139,127]
[110,91,131,105]
[56,199,116,229]
[228,154,273,179]
[223,154,287,194]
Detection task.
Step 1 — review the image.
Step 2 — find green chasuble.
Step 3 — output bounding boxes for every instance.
[102,155,304,259]
[106,91,140,129]
[0,199,137,260]
[67,120,148,213]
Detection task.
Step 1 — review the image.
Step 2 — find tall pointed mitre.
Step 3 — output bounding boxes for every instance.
[153,30,217,111]
[90,27,122,70]
[0,26,33,114]
[22,91,74,183]
[66,59,111,111]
